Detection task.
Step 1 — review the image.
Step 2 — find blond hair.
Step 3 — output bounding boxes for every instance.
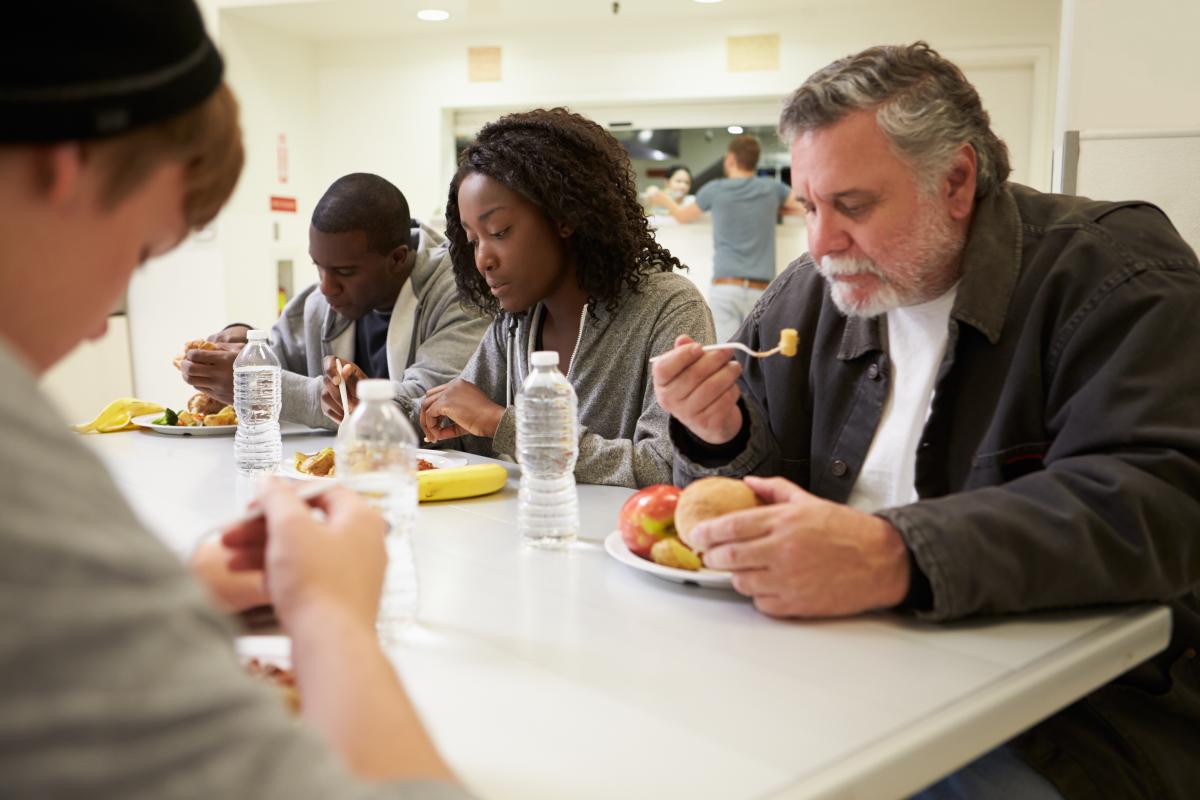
[85,82,243,228]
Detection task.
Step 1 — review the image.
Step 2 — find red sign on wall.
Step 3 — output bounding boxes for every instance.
[270,195,297,213]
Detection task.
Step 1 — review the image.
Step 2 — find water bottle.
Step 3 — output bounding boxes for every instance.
[232,330,281,474]
[336,379,419,642]
[516,350,579,547]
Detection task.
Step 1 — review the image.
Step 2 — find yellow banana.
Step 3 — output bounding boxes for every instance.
[73,398,164,433]
[418,463,509,502]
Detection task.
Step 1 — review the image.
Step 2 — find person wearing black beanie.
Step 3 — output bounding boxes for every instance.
[0,2,466,797]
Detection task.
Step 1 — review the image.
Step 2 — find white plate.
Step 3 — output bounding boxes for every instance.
[282,448,469,480]
[131,412,237,437]
[603,530,734,590]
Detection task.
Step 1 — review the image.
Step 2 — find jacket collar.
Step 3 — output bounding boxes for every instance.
[836,184,1022,360]
[951,184,1022,345]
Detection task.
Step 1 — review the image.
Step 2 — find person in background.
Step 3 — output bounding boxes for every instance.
[654,163,695,207]
[663,163,695,205]
[180,173,488,428]
[653,42,1200,798]
[418,108,715,489]
[646,135,804,341]
[0,2,468,796]
[643,163,695,219]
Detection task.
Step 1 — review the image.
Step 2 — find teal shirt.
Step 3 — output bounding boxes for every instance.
[696,176,791,282]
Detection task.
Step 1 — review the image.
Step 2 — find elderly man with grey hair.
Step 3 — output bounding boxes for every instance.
[652,41,1200,799]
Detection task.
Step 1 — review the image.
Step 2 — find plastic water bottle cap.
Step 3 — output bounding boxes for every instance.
[357,379,393,401]
[246,329,269,341]
[530,351,559,368]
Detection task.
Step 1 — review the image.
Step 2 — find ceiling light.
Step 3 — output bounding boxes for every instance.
[417,9,450,21]
[693,0,724,4]
[727,125,744,134]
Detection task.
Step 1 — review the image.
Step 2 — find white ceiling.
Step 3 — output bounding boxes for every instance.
[219,0,854,39]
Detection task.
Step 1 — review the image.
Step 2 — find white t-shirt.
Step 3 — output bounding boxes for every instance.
[847,286,958,513]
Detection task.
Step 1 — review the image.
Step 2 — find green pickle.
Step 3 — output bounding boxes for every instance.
[153,408,179,426]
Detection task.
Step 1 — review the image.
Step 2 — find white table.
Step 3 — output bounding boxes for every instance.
[85,428,1170,800]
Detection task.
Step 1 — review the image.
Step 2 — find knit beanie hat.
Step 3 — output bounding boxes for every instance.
[0,0,223,142]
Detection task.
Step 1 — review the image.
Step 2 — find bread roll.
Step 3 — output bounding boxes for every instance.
[172,338,217,370]
[674,477,759,546]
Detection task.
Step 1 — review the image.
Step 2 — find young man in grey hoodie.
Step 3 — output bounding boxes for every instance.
[0,2,468,794]
[181,173,488,428]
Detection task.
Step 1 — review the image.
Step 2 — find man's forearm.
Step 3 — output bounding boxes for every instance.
[288,602,456,783]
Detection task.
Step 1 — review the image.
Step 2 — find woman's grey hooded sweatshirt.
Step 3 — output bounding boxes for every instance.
[453,270,715,488]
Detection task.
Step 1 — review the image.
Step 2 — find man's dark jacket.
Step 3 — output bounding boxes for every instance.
[672,183,1200,798]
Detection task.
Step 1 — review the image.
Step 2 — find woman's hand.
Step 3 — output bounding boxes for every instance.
[419,379,505,442]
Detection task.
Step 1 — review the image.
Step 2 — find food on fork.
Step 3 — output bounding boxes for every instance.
[650,328,800,364]
[779,328,799,357]
[700,327,800,359]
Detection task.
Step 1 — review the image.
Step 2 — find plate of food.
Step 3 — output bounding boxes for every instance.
[284,447,469,479]
[604,478,762,590]
[236,636,299,714]
[604,530,733,589]
[132,393,238,436]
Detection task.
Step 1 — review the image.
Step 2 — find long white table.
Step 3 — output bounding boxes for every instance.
[85,427,1170,800]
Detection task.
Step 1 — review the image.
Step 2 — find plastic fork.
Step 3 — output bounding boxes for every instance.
[650,328,798,363]
[325,357,351,427]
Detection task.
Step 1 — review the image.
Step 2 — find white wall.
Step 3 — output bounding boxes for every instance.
[218,12,322,327]
[1057,0,1200,134]
[1053,0,1200,246]
[122,10,323,407]
[41,317,134,424]
[309,0,1060,219]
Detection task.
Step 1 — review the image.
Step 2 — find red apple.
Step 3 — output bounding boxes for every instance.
[618,484,681,559]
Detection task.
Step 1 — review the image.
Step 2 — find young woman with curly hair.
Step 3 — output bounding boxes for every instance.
[419,108,715,488]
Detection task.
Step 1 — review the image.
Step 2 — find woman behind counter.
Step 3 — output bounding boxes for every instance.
[645,163,695,214]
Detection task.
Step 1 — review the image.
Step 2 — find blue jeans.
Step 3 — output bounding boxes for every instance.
[709,282,765,342]
[910,745,1063,800]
